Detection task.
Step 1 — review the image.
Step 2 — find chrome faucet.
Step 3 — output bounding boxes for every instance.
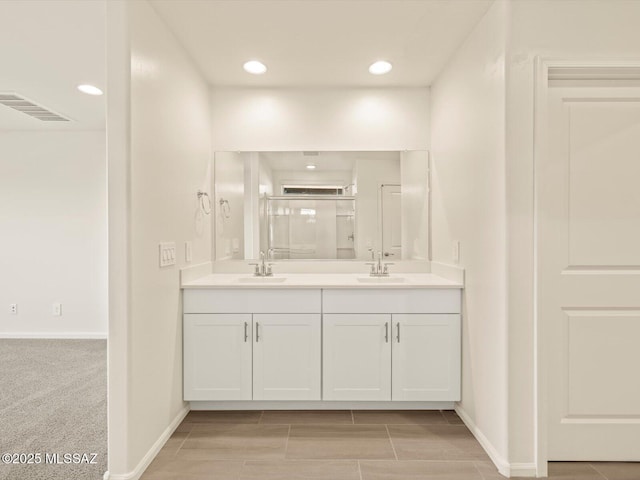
[366,251,393,277]
[249,251,273,277]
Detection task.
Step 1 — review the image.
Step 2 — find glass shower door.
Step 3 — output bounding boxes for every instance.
[267,196,355,259]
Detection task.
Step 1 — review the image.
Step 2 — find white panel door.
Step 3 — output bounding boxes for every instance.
[183,314,252,401]
[392,314,461,401]
[381,184,402,258]
[323,314,391,401]
[542,84,640,459]
[253,314,321,400]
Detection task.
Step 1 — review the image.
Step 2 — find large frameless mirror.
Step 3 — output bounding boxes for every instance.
[213,151,429,261]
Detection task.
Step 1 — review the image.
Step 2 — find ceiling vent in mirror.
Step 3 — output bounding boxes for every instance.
[283,185,346,196]
[0,92,70,122]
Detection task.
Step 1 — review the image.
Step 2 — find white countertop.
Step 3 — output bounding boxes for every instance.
[182,273,463,289]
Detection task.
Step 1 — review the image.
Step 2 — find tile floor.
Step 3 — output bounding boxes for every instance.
[141,410,640,480]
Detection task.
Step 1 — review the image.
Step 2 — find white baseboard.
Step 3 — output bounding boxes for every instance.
[454,405,537,478]
[191,401,455,410]
[510,463,538,477]
[106,405,189,480]
[455,405,508,477]
[0,332,107,339]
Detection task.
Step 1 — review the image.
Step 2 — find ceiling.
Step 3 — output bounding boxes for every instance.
[260,151,398,172]
[0,1,106,131]
[0,0,491,130]
[150,0,493,87]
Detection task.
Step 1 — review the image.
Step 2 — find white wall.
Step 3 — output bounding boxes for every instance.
[354,155,400,260]
[506,0,640,469]
[430,0,509,472]
[110,0,212,476]
[0,131,107,337]
[211,87,430,151]
[214,151,244,260]
[401,150,430,260]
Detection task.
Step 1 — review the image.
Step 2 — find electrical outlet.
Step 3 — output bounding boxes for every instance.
[9,304,17,315]
[185,241,193,263]
[159,242,176,267]
[52,303,62,316]
[452,240,460,263]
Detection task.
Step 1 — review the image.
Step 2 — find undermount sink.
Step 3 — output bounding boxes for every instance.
[357,276,406,283]
[237,276,287,283]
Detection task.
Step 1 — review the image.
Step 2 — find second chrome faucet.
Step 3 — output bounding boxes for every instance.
[366,251,393,277]
[249,251,273,277]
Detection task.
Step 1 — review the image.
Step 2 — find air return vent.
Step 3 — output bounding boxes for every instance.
[0,92,70,122]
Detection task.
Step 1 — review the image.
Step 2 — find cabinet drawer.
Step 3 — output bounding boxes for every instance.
[322,289,460,314]
[184,288,322,313]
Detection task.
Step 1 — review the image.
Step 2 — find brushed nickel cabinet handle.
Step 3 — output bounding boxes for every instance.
[244,322,249,342]
[396,322,400,343]
[255,322,260,342]
[385,322,389,343]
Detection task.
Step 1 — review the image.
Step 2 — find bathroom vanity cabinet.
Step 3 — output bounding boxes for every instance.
[322,289,461,402]
[183,312,321,401]
[183,289,322,401]
[183,279,461,406]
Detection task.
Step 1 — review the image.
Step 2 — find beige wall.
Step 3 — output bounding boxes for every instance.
[213,152,244,260]
[0,131,107,337]
[430,0,509,471]
[400,150,430,260]
[506,0,640,469]
[354,155,400,260]
[210,87,430,151]
[108,0,212,475]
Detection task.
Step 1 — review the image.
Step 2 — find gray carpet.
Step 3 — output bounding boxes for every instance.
[0,339,107,480]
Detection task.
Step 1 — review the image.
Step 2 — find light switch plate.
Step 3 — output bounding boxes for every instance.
[159,242,176,267]
[52,303,62,316]
[185,241,193,263]
[9,304,17,315]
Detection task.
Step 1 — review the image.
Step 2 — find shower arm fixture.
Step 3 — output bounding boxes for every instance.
[197,190,211,215]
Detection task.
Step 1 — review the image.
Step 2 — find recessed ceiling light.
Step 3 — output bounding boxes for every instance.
[243,60,267,75]
[77,84,103,96]
[369,61,393,75]
[306,165,316,170]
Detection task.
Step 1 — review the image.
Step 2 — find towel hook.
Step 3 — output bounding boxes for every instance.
[219,198,231,219]
[197,190,211,215]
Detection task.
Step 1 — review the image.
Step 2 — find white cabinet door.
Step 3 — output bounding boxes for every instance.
[253,314,321,400]
[323,314,391,401]
[184,314,252,401]
[392,314,461,401]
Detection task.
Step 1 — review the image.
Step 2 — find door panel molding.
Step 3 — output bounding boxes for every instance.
[534,58,640,474]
